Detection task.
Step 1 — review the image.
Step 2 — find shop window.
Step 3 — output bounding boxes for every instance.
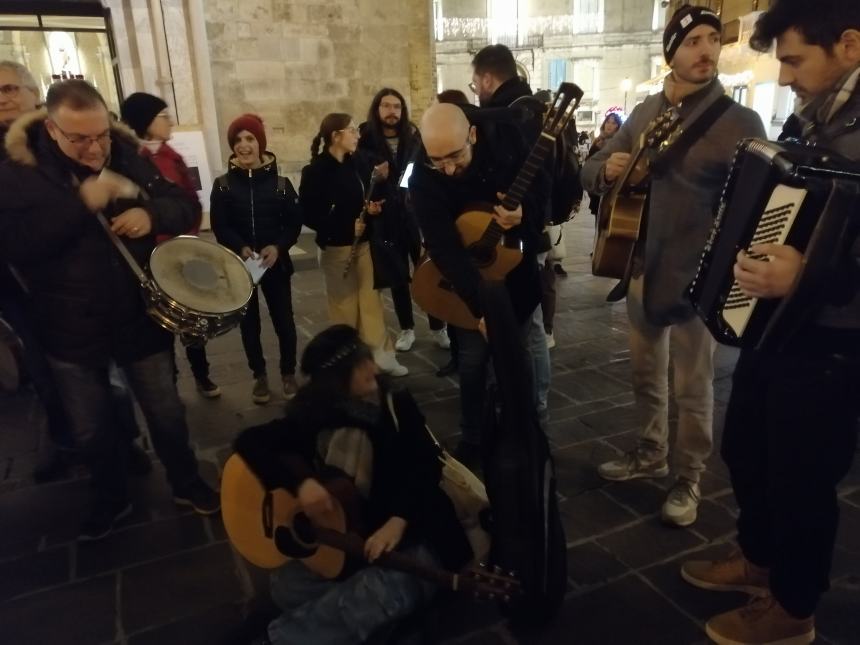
[0,7,121,113]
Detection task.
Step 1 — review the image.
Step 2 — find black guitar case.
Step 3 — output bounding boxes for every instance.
[478,281,567,628]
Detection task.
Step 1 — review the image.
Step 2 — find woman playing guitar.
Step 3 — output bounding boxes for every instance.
[232,325,473,644]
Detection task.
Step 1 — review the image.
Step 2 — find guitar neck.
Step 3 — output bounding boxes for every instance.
[499,134,556,212]
[315,526,463,591]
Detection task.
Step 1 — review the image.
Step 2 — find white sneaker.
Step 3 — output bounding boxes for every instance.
[545,332,556,349]
[430,328,451,349]
[662,479,701,527]
[395,329,415,352]
[374,350,409,377]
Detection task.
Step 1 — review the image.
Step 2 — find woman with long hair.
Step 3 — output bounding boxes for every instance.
[300,113,407,376]
[234,324,471,643]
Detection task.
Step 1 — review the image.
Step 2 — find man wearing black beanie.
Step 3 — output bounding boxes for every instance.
[582,6,765,528]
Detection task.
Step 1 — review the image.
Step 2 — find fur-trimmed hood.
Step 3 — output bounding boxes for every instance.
[3,108,139,168]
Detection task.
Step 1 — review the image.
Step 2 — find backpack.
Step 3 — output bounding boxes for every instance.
[509,95,584,225]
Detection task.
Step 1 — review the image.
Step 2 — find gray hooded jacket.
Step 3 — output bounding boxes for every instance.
[581,79,765,326]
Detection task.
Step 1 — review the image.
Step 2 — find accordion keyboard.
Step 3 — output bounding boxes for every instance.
[722,184,808,336]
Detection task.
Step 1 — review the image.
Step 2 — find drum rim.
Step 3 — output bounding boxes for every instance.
[149,235,254,312]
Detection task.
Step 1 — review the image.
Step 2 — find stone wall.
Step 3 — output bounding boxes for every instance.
[203,0,435,176]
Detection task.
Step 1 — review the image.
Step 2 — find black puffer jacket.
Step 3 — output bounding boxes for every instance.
[233,382,473,572]
[210,154,303,275]
[299,150,381,249]
[0,110,198,366]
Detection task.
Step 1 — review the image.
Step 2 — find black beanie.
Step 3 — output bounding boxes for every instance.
[120,92,168,139]
[663,4,723,63]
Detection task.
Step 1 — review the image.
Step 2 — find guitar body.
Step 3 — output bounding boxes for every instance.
[412,205,523,329]
[220,454,348,576]
[222,454,524,599]
[592,192,647,279]
[591,107,683,280]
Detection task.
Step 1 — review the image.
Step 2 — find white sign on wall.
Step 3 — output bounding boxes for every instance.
[169,129,214,228]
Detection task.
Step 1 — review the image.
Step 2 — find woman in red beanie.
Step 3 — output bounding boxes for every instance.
[119,92,220,399]
[210,114,303,404]
[299,113,407,376]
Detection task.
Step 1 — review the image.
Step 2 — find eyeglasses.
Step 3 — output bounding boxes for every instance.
[0,84,33,98]
[337,126,359,136]
[52,123,111,149]
[468,81,478,95]
[425,137,472,171]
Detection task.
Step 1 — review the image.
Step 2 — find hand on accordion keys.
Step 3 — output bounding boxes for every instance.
[733,243,803,299]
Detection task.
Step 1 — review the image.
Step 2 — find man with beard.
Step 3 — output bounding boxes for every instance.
[0,80,219,540]
[358,88,451,352]
[469,44,552,428]
[681,2,860,642]
[410,103,547,466]
[581,5,765,527]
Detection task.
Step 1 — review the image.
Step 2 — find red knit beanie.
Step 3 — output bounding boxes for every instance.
[227,113,267,156]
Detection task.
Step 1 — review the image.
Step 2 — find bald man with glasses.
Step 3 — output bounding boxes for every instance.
[409,103,549,466]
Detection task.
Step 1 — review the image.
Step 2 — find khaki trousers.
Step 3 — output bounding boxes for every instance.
[320,243,389,352]
[626,275,716,483]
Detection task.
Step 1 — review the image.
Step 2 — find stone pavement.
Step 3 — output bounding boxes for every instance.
[1,214,858,645]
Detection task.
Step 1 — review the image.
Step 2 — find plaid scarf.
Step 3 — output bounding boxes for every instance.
[798,64,860,137]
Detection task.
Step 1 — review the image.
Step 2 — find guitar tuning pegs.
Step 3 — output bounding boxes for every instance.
[478,561,487,569]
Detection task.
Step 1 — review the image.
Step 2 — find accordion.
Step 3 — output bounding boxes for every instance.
[688,138,860,349]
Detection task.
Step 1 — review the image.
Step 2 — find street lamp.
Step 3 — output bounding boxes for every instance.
[621,77,633,113]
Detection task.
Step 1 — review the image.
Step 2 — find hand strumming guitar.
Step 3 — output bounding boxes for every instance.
[603,152,631,183]
[297,478,334,524]
[365,516,408,563]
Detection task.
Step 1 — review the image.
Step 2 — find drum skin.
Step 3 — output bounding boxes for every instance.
[149,236,253,315]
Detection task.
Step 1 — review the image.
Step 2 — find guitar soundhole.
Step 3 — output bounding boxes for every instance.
[466,243,497,268]
[273,514,319,558]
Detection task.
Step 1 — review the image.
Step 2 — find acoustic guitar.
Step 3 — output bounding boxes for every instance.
[591,108,682,279]
[220,454,520,601]
[412,82,584,330]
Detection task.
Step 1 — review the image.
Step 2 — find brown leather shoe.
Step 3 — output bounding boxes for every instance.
[705,595,815,644]
[681,548,769,596]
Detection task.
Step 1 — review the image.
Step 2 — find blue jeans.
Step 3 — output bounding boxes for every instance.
[267,545,437,645]
[456,304,550,445]
[47,350,199,504]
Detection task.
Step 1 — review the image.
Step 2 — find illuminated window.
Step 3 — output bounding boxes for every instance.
[488,0,520,46]
[573,0,604,35]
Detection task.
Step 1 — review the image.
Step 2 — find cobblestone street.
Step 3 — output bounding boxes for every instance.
[1,215,858,645]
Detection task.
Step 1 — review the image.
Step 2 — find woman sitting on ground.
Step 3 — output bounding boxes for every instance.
[234,324,472,644]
